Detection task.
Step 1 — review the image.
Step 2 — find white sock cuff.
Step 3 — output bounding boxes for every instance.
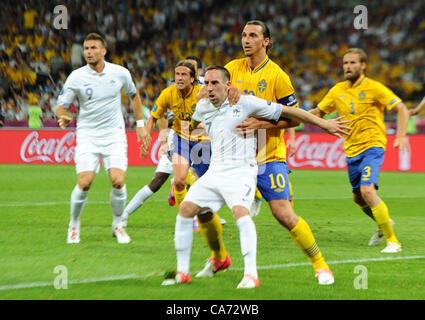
[111,185,127,197]
[142,185,154,196]
[176,215,194,225]
[72,185,88,200]
[236,215,252,228]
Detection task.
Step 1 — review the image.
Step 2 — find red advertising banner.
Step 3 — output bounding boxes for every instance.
[0,129,424,172]
[287,133,425,172]
[0,129,160,166]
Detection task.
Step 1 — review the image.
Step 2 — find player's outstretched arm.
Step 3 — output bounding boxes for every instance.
[281,105,351,138]
[393,102,410,152]
[409,96,425,116]
[56,105,72,129]
[235,116,299,131]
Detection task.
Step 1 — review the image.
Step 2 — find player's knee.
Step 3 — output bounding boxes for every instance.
[360,185,376,203]
[174,178,186,191]
[111,176,125,189]
[77,176,93,191]
[179,202,197,218]
[270,200,298,229]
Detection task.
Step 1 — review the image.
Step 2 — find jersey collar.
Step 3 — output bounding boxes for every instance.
[179,84,195,98]
[246,55,270,74]
[86,61,109,75]
[349,74,366,88]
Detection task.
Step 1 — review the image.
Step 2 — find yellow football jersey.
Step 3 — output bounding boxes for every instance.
[225,55,298,163]
[151,83,206,142]
[318,75,401,157]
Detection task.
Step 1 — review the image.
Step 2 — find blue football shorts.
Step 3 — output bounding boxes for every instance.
[346,147,385,191]
[170,133,210,178]
[257,161,291,201]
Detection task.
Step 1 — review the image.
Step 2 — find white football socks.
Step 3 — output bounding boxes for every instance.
[122,185,154,219]
[236,215,258,279]
[69,185,88,229]
[174,215,194,275]
[110,185,127,228]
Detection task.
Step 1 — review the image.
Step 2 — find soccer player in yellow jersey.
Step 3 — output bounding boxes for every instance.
[310,48,409,253]
[141,60,210,208]
[196,20,335,285]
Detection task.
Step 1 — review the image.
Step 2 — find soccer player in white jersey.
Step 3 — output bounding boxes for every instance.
[162,66,350,288]
[56,33,149,244]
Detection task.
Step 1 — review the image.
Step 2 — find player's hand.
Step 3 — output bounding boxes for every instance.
[394,136,410,153]
[140,142,150,158]
[409,108,418,116]
[158,142,168,157]
[286,138,296,157]
[196,86,208,102]
[139,130,152,158]
[228,85,242,106]
[137,126,151,144]
[323,116,351,138]
[235,117,269,132]
[57,115,72,129]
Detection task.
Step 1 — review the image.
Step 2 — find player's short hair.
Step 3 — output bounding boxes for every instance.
[344,48,368,63]
[84,33,107,48]
[185,56,203,71]
[175,60,197,82]
[245,20,273,53]
[205,65,231,82]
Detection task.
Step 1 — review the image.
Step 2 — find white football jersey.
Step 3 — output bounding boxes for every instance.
[193,95,282,171]
[57,61,137,137]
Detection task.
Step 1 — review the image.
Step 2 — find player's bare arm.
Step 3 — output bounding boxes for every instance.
[130,93,150,147]
[286,128,296,157]
[56,105,72,128]
[392,102,410,152]
[309,107,327,118]
[235,116,299,131]
[281,105,351,138]
[409,96,425,116]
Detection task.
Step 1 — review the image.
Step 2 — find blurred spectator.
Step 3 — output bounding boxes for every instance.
[28,95,43,128]
[1,0,424,129]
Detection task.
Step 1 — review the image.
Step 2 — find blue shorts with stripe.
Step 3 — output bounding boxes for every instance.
[257,161,291,201]
[346,147,385,191]
[170,133,210,178]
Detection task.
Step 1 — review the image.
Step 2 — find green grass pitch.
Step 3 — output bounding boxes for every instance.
[0,164,424,300]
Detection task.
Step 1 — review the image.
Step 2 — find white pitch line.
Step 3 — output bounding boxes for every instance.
[0,194,422,208]
[1,255,424,292]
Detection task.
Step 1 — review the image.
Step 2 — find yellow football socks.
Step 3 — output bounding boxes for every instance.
[289,217,329,271]
[371,201,399,244]
[198,214,228,261]
[186,171,196,188]
[174,186,187,208]
[254,188,262,201]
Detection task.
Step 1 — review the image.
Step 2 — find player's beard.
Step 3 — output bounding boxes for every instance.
[344,69,362,82]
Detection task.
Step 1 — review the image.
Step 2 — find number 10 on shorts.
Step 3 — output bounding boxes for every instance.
[269,173,286,189]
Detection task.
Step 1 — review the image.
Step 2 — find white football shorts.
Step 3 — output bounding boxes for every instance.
[75,133,128,174]
[184,166,257,213]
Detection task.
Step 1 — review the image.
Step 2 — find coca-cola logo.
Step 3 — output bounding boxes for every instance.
[20,131,76,163]
[288,134,347,169]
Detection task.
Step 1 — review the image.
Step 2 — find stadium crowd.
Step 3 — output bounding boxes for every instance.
[1,0,424,131]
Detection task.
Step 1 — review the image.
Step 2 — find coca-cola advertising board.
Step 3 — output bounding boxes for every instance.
[0,130,424,172]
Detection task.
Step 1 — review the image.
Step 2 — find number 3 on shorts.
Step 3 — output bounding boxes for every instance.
[361,166,371,181]
[269,173,286,189]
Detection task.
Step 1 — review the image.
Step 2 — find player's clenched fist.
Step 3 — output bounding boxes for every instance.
[57,115,72,129]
